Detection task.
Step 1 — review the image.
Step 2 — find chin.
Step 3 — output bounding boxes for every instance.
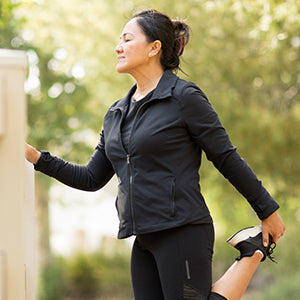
[116,65,128,74]
[116,60,129,73]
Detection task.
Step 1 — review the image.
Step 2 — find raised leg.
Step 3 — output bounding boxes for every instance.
[211,251,263,300]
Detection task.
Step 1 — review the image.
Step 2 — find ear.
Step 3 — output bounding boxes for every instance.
[148,40,162,57]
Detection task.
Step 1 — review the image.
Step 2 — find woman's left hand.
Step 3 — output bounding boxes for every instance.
[25,143,41,164]
[261,211,285,247]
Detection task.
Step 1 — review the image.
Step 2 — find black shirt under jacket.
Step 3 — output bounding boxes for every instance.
[35,70,279,239]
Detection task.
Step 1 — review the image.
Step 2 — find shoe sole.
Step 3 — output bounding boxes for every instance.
[227,225,262,247]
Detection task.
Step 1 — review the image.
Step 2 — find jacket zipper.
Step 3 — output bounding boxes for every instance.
[117,97,160,235]
[127,154,136,235]
[125,98,157,235]
[114,107,136,233]
[171,178,176,216]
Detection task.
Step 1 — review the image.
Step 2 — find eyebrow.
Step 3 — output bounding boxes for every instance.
[120,32,134,39]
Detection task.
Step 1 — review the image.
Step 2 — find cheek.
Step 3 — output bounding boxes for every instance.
[132,51,149,67]
[128,43,149,60]
[116,42,150,72]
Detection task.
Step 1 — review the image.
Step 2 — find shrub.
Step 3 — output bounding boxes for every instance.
[245,270,300,300]
[37,257,65,300]
[64,253,100,299]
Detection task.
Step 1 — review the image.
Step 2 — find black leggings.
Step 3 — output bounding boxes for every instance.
[131,223,227,300]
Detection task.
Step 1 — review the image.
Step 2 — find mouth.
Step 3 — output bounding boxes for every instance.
[117,56,125,62]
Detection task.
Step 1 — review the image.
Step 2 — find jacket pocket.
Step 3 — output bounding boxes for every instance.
[170,177,176,217]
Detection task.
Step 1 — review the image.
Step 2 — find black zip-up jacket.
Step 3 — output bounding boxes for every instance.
[35,70,279,239]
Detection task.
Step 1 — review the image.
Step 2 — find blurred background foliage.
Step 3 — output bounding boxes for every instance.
[1,0,300,299]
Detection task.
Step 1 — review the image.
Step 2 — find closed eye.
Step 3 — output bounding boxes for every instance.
[120,32,133,43]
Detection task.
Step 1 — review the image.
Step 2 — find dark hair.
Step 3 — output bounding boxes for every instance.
[132,9,190,72]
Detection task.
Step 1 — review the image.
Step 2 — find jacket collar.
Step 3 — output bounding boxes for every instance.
[113,70,179,111]
[151,69,179,100]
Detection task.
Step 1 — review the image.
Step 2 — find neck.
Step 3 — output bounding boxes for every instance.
[131,66,164,101]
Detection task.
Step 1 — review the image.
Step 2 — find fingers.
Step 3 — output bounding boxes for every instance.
[25,143,41,164]
[272,215,286,243]
[268,230,284,244]
[261,211,286,245]
[274,224,286,243]
[262,229,269,247]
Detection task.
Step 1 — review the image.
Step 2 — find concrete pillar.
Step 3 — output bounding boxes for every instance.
[0,49,36,300]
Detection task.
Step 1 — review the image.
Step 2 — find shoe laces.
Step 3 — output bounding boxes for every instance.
[266,242,277,263]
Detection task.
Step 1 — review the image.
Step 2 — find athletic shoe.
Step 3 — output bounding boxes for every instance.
[226,225,277,262]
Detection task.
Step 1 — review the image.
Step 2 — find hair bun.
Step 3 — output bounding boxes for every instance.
[172,20,190,56]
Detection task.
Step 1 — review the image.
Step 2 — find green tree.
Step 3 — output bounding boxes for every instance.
[0,0,20,47]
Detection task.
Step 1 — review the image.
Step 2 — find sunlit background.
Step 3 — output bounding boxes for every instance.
[1,0,300,299]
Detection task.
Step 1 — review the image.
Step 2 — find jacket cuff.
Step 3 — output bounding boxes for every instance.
[249,194,280,220]
[34,150,52,172]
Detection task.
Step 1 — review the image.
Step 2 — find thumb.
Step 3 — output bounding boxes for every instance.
[262,230,269,247]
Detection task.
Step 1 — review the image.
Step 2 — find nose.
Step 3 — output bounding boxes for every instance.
[115,41,123,53]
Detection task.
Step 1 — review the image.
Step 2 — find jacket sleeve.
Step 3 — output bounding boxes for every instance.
[34,129,115,191]
[179,83,279,219]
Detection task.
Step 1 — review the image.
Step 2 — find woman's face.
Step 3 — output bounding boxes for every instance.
[115,18,153,74]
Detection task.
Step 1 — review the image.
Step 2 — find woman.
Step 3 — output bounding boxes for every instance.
[26,9,285,300]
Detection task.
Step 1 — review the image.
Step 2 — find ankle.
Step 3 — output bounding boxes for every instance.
[254,250,264,260]
[255,249,264,256]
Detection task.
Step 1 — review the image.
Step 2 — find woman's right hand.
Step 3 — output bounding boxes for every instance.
[25,143,41,164]
[261,211,285,246]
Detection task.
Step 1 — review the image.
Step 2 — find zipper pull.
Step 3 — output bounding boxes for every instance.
[127,154,130,164]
